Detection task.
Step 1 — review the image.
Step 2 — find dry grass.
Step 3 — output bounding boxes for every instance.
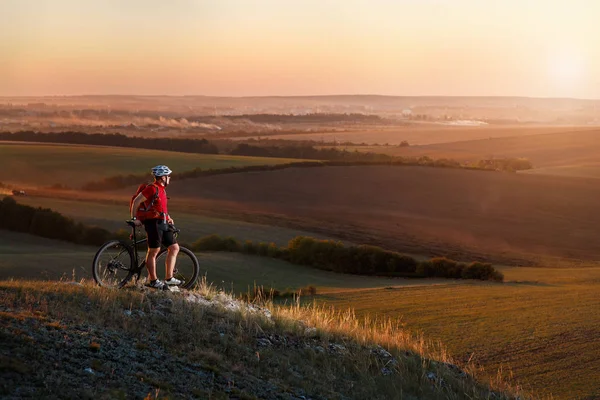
[0,279,530,399]
[313,266,600,399]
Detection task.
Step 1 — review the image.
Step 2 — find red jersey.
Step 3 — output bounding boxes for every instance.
[141,183,168,217]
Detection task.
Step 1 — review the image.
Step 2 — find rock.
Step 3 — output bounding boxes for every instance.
[371,345,393,359]
[304,327,317,337]
[328,343,347,355]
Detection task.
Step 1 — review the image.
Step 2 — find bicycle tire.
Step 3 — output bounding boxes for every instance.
[156,246,200,289]
[92,240,135,288]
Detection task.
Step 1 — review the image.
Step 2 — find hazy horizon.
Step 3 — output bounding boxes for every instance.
[1,94,600,101]
[2,0,600,99]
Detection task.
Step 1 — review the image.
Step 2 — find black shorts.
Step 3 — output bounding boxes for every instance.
[143,219,177,249]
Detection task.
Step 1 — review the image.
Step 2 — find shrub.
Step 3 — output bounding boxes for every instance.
[430,257,464,279]
[242,240,258,255]
[256,242,271,257]
[287,236,318,265]
[416,261,435,277]
[462,262,503,281]
[192,234,241,252]
[386,253,419,275]
[266,242,284,258]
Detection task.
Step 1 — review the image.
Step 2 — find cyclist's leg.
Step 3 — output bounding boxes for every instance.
[163,230,179,280]
[144,219,162,281]
[146,247,161,281]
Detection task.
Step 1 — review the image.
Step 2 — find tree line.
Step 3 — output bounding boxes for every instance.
[191,234,504,281]
[0,131,532,172]
[80,157,502,191]
[0,131,219,154]
[0,196,115,246]
[1,198,503,282]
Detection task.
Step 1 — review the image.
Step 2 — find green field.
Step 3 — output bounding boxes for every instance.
[0,142,304,188]
[13,196,330,246]
[313,266,600,399]
[0,231,447,294]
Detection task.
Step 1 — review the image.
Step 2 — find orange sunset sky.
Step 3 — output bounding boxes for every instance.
[1,0,599,98]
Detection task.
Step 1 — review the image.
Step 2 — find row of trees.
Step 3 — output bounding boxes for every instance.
[191,234,504,281]
[0,131,532,173]
[81,154,533,191]
[0,197,113,246]
[81,162,323,191]
[0,131,219,154]
[1,199,503,282]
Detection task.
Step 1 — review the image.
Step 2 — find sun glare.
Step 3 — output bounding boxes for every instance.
[548,52,586,88]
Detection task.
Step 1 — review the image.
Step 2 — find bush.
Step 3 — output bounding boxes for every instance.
[192,234,241,252]
[428,257,465,279]
[242,240,258,255]
[462,262,503,281]
[256,242,271,256]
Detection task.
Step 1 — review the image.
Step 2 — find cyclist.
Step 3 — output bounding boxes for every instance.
[130,165,181,290]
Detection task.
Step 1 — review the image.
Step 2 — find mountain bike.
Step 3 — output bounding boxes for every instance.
[92,220,200,289]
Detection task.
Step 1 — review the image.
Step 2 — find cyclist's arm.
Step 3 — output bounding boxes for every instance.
[130,193,147,219]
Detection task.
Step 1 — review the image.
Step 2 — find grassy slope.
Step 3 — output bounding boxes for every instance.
[313,266,600,399]
[0,142,303,188]
[2,232,598,398]
[0,280,522,399]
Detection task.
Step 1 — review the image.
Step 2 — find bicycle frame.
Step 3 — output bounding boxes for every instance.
[129,224,149,282]
[125,220,180,284]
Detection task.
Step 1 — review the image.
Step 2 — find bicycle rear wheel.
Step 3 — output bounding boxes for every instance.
[92,240,134,288]
[156,246,200,289]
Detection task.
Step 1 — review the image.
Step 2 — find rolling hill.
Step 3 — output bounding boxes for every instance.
[164,165,600,266]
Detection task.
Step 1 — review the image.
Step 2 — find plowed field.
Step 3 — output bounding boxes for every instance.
[168,165,600,265]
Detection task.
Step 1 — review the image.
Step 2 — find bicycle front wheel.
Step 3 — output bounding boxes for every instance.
[92,240,134,288]
[156,246,200,289]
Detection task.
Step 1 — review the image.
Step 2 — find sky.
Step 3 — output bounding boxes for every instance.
[1,0,600,98]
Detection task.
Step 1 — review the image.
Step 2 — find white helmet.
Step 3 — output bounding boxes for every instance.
[151,165,172,177]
